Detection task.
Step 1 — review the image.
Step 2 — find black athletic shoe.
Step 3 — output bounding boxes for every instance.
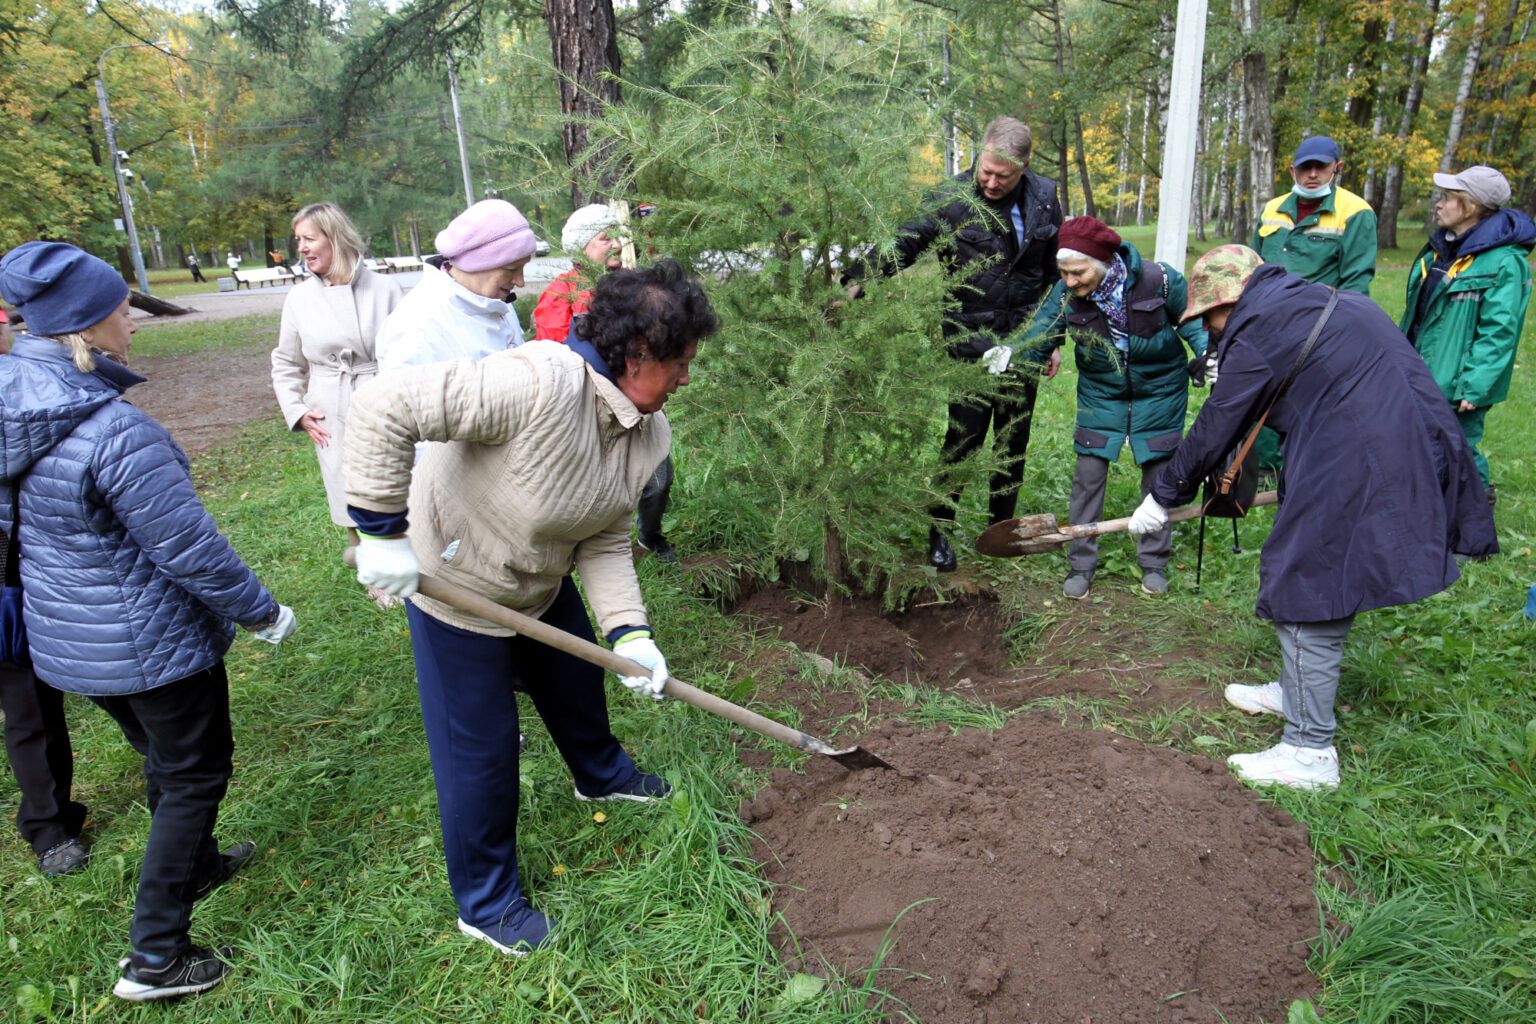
[192,841,256,901]
[927,528,957,573]
[113,946,231,1001]
[38,838,89,878]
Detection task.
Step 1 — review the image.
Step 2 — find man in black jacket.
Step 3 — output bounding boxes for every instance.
[845,116,1062,571]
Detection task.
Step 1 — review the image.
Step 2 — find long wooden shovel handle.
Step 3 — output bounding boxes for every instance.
[342,549,846,758]
[1061,489,1279,540]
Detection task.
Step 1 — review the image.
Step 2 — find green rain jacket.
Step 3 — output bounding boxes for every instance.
[1252,186,1377,293]
[1400,208,1535,409]
[1025,244,1208,465]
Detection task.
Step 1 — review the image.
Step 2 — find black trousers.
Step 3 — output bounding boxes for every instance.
[90,664,233,958]
[932,373,1041,527]
[0,662,86,855]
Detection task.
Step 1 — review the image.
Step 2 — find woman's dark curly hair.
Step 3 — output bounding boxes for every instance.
[580,258,718,371]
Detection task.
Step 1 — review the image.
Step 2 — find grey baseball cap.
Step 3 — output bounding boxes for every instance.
[1433,166,1511,210]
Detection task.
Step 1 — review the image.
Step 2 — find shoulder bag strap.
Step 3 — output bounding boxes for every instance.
[1217,287,1339,487]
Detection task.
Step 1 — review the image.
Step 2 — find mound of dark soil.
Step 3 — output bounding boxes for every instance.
[743,718,1320,1024]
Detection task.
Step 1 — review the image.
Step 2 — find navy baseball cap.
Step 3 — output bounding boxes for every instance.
[1292,135,1341,166]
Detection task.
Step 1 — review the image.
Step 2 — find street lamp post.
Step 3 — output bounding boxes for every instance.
[95,40,170,295]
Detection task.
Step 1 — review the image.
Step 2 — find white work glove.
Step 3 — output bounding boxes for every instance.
[252,604,297,644]
[612,633,668,700]
[354,535,419,597]
[1126,494,1170,535]
[980,345,1014,375]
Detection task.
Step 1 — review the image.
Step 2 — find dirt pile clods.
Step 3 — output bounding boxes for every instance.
[744,718,1321,1024]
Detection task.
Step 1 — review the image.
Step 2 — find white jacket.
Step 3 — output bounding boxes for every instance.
[343,340,670,636]
[375,262,524,373]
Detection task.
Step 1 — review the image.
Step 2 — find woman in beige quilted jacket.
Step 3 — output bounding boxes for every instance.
[342,260,717,956]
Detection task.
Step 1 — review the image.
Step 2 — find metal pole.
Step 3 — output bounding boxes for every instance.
[1154,0,1209,274]
[446,53,475,208]
[95,74,150,295]
[96,41,169,295]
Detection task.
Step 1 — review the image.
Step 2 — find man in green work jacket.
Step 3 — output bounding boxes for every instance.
[1250,134,1379,475]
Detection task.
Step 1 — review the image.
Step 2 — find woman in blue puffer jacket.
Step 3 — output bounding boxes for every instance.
[0,242,297,1003]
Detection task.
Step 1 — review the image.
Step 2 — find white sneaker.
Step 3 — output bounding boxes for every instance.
[1227,742,1339,790]
[1225,681,1284,716]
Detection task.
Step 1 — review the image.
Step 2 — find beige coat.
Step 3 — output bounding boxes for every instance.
[271,268,404,526]
[343,340,670,636]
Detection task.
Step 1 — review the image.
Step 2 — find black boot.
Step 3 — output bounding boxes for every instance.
[927,528,957,573]
[635,465,676,563]
[1488,483,1497,509]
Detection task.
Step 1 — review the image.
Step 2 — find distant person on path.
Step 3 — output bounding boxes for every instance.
[0,241,298,1000]
[1250,135,1378,479]
[1400,165,1534,514]
[225,251,240,272]
[1022,216,1208,599]
[345,260,717,956]
[1127,246,1495,790]
[186,252,207,283]
[843,116,1062,571]
[534,204,678,562]
[270,202,404,605]
[375,199,534,372]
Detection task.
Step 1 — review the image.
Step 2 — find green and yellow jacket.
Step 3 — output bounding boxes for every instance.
[1400,208,1535,409]
[1252,186,1377,293]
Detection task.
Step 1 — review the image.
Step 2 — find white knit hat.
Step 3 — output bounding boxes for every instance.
[562,204,620,254]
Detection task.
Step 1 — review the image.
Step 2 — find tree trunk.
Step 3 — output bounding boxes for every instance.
[128,292,193,316]
[1363,17,1399,204]
[1063,24,1096,219]
[1116,94,1133,224]
[1486,2,1534,153]
[1241,0,1275,225]
[1439,0,1490,174]
[546,0,623,208]
[1194,101,1208,241]
[1380,0,1441,250]
[1136,91,1153,226]
[1474,0,1523,152]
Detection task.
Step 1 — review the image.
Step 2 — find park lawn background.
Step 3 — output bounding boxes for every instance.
[2,244,1533,1021]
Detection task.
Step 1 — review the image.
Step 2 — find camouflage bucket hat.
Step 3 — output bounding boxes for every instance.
[1181,244,1262,323]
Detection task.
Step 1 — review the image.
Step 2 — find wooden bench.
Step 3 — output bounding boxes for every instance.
[384,256,423,272]
[231,267,298,289]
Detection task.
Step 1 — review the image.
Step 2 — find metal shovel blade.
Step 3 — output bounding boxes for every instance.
[976,512,1064,556]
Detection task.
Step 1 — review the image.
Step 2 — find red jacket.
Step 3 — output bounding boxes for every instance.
[532,268,592,342]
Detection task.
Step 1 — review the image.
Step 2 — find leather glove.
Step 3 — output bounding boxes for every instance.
[612,633,668,700]
[980,345,1014,375]
[1187,349,1218,387]
[1127,493,1170,535]
[355,535,419,597]
[253,605,297,644]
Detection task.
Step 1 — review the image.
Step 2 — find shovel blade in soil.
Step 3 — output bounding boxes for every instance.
[828,745,897,772]
[976,513,1064,557]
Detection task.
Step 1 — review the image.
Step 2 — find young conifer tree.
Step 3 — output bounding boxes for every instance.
[584,0,1019,597]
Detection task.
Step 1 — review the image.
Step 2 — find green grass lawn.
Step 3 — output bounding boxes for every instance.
[2,261,1533,1021]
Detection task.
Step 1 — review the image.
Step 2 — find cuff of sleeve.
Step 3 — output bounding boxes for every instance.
[607,625,651,646]
[349,506,409,537]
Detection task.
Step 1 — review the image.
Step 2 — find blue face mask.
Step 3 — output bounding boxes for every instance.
[1291,181,1333,200]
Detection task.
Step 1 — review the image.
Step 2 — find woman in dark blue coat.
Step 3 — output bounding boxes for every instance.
[0,242,298,1001]
[1127,247,1495,789]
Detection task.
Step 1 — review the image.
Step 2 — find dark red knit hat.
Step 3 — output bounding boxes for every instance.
[1056,217,1121,265]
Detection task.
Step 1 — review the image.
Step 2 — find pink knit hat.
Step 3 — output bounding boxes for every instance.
[434,200,537,271]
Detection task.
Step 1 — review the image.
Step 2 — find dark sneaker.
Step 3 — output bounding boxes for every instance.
[113,946,231,1001]
[574,772,671,804]
[191,841,256,901]
[458,901,557,957]
[637,534,678,563]
[1140,570,1169,595]
[927,528,957,573]
[38,838,89,878]
[1063,573,1093,600]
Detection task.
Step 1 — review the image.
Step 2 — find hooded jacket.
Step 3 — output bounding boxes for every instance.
[844,168,1062,359]
[1151,266,1496,622]
[1025,244,1207,464]
[1400,208,1535,409]
[0,337,277,695]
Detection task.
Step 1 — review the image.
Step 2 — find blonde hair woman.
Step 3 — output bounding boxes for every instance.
[270,202,404,591]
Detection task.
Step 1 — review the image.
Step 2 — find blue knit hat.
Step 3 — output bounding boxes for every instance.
[0,242,130,336]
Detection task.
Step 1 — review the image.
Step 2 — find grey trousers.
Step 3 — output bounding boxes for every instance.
[1068,453,1172,575]
[1275,616,1355,749]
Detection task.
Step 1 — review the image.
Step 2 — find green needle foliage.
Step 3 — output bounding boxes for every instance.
[580,0,1015,599]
